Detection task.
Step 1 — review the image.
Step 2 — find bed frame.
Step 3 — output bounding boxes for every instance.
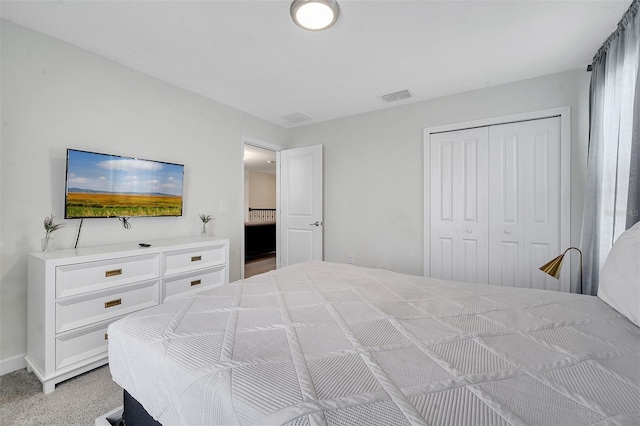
[122,390,160,426]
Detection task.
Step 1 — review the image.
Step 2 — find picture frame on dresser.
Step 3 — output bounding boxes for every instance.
[25,237,230,393]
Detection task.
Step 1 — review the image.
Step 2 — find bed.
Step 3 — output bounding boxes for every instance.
[107,225,640,425]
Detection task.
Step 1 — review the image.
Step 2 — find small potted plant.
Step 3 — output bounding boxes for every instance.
[42,214,65,251]
[199,213,214,236]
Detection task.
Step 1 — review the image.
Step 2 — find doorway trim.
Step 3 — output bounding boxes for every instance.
[241,135,283,279]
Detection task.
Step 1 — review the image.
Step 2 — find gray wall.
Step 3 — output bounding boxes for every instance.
[286,69,590,277]
[0,21,286,367]
[0,20,591,371]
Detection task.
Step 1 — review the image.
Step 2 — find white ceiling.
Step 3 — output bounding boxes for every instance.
[0,0,630,128]
[244,144,277,174]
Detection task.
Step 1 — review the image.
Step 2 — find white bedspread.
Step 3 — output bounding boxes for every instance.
[108,261,640,425]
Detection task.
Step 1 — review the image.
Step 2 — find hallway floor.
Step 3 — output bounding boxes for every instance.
[244,253,276,278]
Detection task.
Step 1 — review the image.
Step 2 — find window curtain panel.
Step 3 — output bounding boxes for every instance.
[582,0,640,295]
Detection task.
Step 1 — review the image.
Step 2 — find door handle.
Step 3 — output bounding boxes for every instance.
[309,221,322,227]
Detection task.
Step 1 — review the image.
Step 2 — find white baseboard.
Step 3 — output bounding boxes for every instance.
[0,353,27,376]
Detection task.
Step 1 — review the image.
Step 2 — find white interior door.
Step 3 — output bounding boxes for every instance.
[429,128,489,283]
[425,108,570,291]
[488,117,563,290]
[279,145,323,267]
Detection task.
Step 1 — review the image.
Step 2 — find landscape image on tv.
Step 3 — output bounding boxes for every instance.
[65,149,184,218]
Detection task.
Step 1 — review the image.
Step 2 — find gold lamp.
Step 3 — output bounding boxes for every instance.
[539,247,583,294]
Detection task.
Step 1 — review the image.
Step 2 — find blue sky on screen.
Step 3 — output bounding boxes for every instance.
[67,150,184,196]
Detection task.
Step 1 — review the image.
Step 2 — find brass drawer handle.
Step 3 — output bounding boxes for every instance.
[190,279,202,286]
[191,255,202,262]
[105,268,122,278]
[104,333,109,340]
[105,298,122,309]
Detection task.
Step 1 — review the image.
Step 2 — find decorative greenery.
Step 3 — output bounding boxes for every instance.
[199,213,214,224]
[199,214,214,236]
[43,214,65,237]
[42,214,65,251]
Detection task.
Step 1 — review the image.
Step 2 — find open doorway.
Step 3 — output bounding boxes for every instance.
[243,144,277,278]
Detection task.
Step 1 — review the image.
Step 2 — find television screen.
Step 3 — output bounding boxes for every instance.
[65,149,184,218]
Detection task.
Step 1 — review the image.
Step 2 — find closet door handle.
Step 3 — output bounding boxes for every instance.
[466,229,472,233]
[309,221,322,227]
[504,230,511,234]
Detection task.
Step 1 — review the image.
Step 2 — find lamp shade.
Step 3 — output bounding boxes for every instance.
[538,246,583,294]
[539,253,565,279]
[291,0,340,31]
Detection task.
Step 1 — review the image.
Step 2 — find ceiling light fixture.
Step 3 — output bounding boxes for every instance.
[290,0,340,31]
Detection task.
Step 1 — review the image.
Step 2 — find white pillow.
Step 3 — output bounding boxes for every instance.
[597,221,640,327]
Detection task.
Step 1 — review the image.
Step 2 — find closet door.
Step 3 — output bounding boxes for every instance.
[488,117,562,290]
[430,128,489,283]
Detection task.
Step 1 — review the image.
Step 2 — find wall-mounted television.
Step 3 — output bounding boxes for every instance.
[65,149,184,219]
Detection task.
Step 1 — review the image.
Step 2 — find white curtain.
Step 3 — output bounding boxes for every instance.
[582,0,640,295]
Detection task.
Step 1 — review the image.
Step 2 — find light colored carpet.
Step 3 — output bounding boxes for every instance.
[0,365,122,426]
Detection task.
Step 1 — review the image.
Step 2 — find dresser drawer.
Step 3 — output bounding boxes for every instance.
[56,254,160,298]
[56,280,160,333]
[163,244,226,276]
[56,322,111,369]
[162,265,226,302]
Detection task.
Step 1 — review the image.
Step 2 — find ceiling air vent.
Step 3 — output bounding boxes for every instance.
[280,112,313,124]
[380,89,412,103]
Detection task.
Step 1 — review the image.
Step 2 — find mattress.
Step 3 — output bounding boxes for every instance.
[108,261,640,425]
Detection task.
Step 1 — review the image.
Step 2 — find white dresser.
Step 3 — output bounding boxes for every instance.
[26,237,229,393]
